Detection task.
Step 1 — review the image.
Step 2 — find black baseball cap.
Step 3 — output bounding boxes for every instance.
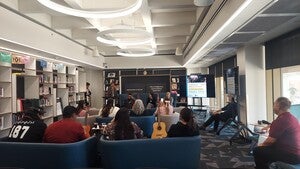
[25,107,45,116]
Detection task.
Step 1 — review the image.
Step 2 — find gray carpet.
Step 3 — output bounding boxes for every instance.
[193,110,256,169]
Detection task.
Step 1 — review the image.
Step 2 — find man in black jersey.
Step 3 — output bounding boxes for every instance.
[6,107,47,142]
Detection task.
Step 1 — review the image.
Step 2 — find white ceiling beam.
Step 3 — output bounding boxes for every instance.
[149,0,194,9]
[140,0,156,50]
[26,13,52,27]
[154,25,191,37]
[152,11,196,26]
[156,36,187,45]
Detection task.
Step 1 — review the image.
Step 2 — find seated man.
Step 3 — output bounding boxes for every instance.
[6,107,47,143]
[253,97,300,169]
[168,107,199,137]
[199,94,237,132]
[43,106,87,143]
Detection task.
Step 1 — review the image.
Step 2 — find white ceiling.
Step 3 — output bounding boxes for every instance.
[0,0,300,68]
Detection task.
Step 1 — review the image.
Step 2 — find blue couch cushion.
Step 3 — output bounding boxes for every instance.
[0,136,97,169]
[99,135,201,169]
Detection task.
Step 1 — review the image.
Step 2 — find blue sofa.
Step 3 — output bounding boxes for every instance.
[96,114,155,138]
[270,161,300,169]
[0,136,98,169]
[99,135,201,169]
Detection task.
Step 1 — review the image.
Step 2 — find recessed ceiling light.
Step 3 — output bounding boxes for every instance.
[37,0,143,18]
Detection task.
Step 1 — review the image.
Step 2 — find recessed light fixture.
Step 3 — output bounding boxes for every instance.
[117,48,155,57]
[37,0,143,19]
[97,28,153,46]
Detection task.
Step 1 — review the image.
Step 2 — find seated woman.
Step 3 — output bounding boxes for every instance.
[99,98,119,117]
[146,91,157,109]
[131,99,145,116]
[76,100,89,117]
[155,99,174,115]
[199,94,237,132]
[168,107,199,137]
[164,91,174,107]
[104,108,143,140]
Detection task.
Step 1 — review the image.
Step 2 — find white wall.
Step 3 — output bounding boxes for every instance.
[105,55,183,69]
[85,69,104,109]
[187,67,208,75]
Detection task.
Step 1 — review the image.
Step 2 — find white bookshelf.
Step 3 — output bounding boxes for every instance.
[0,62,12,136]
[67,66,76,106]
[0,50,89,129]
[37,60,54,125]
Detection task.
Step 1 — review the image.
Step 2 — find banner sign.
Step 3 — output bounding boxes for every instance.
[12,54,30,64]
[0,51,12,63]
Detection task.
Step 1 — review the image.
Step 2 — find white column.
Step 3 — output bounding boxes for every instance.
[237,45,267,124]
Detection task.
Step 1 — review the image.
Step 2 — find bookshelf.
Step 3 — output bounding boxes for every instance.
[0,49,90,135]
[104,70,120,94]
[36,60,54,125]
[75,67,86,104]
[0,57,12,137]
[66,66,76,106]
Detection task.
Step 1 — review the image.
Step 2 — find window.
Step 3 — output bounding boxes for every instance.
[281,65,300,120]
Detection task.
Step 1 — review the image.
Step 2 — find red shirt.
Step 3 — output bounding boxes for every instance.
[43,119,87,143]
[269,112,300,155]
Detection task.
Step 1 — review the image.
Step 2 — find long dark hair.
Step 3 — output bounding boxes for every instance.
[102,98,114,117]
[180,108,197,130]
[114,108,134,140]
[76,100,85,113]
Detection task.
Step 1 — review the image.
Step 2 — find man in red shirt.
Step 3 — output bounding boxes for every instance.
[253,97,300,169]
[43,106,87,143]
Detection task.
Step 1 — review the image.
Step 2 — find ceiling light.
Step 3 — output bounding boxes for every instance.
[37,0,143,19]
[97,28,153,46]
[117,48,155,57]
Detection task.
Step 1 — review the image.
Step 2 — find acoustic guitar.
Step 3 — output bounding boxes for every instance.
[151,113,167,139]
[82,111,91,138]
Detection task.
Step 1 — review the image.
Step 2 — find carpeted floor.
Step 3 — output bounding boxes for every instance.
[193,110,256,169]
[199,130,256,169]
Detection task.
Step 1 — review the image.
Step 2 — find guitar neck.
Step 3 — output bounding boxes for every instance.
[84,111,88,125]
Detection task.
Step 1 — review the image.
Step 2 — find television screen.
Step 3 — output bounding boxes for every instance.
[224,66,239,95]
[187,74,215,98]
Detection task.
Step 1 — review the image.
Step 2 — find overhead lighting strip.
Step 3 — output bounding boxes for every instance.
[184,0,253,66]
[97,28,153,46]
[37,0,143,19]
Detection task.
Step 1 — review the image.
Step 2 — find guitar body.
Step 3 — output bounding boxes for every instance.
[83,110,91,138]
[151,122,167,139]
[83,125,91,138]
